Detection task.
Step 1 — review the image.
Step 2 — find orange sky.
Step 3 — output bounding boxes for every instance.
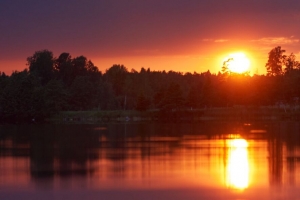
[1,1,300,75]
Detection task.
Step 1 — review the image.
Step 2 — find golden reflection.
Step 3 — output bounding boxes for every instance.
[226,139,249,190]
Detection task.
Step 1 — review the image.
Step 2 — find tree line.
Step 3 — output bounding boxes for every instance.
[0,46,300,122]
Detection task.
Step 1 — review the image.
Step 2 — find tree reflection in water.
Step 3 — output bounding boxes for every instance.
[1,122,300,200]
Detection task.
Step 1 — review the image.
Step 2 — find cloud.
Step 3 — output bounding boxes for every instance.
[202,39,228,43]
[214,39,228,43]
[202,39,213,42]
[251,37,300,45]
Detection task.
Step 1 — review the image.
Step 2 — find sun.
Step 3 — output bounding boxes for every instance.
[223,53,250,74]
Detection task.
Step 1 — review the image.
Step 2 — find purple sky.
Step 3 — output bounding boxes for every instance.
[1,0,300,74]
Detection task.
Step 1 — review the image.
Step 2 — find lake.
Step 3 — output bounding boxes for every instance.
[0,121,300,199]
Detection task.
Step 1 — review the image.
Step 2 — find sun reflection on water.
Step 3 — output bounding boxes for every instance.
[226,139,249,190]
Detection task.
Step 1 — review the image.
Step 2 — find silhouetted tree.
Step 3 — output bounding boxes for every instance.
[104,64,128,96]
[159,82,184,111]
[222,58,233,75]
[284,53,300,74]
[0,70,45,121]
[43,80,69,112]
[136,93,150,111]
[95,81,116,110]
[154,87,166,109]
[69,76,95,110]
[266,46,286,76]
[5,47,300,123]
[27,50,55,85]
[55,52,73,85]
[0,72,8,93]
[186,84,202,109]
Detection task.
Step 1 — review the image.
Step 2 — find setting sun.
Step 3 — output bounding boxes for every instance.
[224,53,251,74]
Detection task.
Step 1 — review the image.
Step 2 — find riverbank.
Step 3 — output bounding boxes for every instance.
[47,106,300,123]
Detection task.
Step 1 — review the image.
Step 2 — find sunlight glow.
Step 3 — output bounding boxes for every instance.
[224,53,250,73]
[226,139,249,190]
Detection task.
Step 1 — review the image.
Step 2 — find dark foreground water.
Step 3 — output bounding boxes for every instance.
[0,121,300,200]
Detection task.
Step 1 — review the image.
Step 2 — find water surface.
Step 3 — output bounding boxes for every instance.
[1,121,300,199]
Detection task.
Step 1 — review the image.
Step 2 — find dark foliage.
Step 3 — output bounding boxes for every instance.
[1,47,300,122]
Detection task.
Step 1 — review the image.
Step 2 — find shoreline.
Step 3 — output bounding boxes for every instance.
[47,107,300,123]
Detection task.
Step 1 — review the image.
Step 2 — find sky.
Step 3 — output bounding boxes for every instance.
[1,0,300,75]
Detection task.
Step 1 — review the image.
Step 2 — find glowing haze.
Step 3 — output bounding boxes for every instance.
[1,0,300,75]
[223,53,251,74]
